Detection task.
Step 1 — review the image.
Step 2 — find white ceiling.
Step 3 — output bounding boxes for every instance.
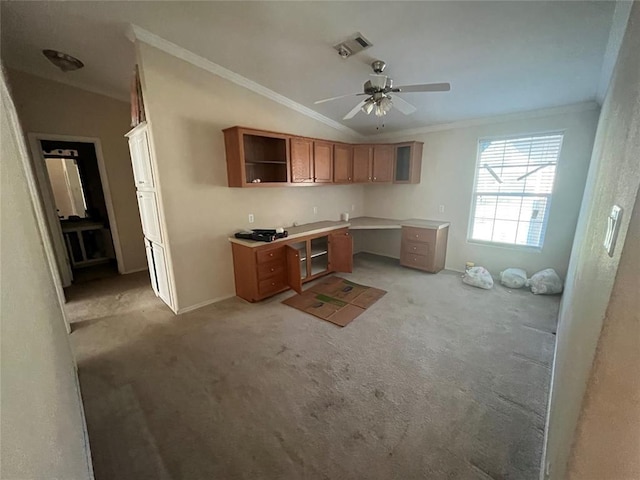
[1,1,619,136]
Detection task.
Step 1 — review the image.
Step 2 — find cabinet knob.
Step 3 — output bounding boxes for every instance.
[368,177,371,180]
[413,247,416,250]
[415,234,419,238]
[269,253,273,257]
[270,267,274,272]
[271,282,276,286]
[348,177,351,181]
[374,177,377,180]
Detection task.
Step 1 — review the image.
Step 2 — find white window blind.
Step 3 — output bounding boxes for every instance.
[469,133,564,248]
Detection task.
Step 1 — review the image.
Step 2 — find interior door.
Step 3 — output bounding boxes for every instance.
[313,141,333,183]
[372,145,394,183]
[333,144,353,183]
[290,137,313,183]
[329,231,353,273]
[352,145,372,183]
[285,245,303,293]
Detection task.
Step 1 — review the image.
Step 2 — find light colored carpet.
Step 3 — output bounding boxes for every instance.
[67,253,559,480]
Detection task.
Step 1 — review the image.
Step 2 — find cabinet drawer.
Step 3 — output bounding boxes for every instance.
[400,252,432,270]
[256,247,285,264]
[402,226,436,244]
[258,274,287,295]
[257,260,285,280]
[402,241,430,257]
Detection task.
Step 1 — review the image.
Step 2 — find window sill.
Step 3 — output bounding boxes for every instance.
[466,238,543,253]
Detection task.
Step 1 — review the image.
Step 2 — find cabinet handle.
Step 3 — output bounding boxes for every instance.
[138,181,144,184]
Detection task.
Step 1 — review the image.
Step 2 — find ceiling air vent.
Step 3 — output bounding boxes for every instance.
[333,33,373,59]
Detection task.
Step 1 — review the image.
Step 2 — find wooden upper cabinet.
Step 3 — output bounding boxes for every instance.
[372,145,394,183]
[223,127,290,187]
[353,145,373,183]
[333,144,353,183]
[223,126,422,187]
[394,142,423,184]
[290,137,314,183]
[313,141,333,183]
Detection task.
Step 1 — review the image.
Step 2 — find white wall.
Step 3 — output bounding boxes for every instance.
[543,5,640,480]
[361,106,600,276]
[0,70,93,479]
[567,189,640,479]
[7,69,147,273]
[136,43,364,311]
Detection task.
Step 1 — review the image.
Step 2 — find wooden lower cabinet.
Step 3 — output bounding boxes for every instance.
[231,228,353,302]
[400,225,448,273]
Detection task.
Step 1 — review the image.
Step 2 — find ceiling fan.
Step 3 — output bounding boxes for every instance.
[315,60,450,120]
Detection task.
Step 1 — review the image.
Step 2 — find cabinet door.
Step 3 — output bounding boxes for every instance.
[372,145,394,183]
[394,142,423,184]
[137,191,162,243]
[328,231,353,273]
[145,240,159,296]
[285,245,303,294]
[290,137,314,183]
[333,144,353,183]
[313,141,333,183]
[129,128,155,189]
[353,145,372,183]
[151,242,171,306]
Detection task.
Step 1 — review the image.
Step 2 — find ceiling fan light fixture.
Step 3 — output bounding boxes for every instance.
[362,98,375,115]
[42,49,84,72]
[379,96,393,113]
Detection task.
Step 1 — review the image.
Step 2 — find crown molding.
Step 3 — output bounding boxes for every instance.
[127,24,364,140]
[367,101,600,141]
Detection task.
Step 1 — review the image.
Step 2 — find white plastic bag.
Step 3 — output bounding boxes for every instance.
[500,268,528,289]
[462,266,494,290]
[527,268,563,295]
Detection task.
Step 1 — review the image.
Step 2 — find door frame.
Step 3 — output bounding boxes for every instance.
[28,133,126,280]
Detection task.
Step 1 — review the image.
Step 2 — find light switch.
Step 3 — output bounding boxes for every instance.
[604,205,622,257]
[248,213,254,224]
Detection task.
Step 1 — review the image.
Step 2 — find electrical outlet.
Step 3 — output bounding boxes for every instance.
[313,206,318,215]
[248,214,254,224]
[439,205,445,213]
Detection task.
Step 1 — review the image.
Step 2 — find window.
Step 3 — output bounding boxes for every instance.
[469,133,564,248]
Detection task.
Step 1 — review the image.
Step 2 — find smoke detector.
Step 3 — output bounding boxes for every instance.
[333,33,373,59]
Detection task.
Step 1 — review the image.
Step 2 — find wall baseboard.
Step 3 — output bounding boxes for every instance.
[176,294,235,315]
[122,266,149,274]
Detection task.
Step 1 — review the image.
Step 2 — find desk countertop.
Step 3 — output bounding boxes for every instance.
[229,217,450,248]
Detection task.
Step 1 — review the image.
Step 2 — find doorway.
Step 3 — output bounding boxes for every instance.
[29,135,124,285]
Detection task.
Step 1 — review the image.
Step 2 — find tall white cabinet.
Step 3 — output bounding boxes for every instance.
[126,122,174,310]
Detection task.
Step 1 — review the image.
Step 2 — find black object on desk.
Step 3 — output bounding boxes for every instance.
[234,229,288,243]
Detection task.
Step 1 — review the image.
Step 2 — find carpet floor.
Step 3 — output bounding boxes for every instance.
[67,253,559,480]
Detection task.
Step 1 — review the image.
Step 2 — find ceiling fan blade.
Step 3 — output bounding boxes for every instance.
[395,82,451,93]
[391,95,417,115]
[343,99,367,120]
[314,93,364,104]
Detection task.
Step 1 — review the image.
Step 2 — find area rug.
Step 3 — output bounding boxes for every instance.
[282,276,386,327]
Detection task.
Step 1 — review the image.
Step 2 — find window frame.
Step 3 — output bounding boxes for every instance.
[466,130,565,251]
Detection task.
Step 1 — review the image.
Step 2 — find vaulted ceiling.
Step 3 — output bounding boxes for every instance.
[1,1,622,135]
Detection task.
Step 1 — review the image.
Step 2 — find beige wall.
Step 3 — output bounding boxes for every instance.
[361,108,599,276]
[137,43,365,311]
[7,69,146,273]
[1,70,93,479]
[567,190,639,479]
[543,5,640,480]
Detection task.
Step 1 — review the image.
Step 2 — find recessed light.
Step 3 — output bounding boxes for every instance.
[42,49,84,72]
